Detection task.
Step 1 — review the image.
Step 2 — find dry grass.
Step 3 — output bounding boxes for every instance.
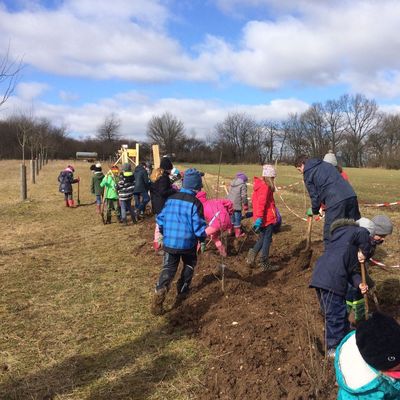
[0,160,207,400]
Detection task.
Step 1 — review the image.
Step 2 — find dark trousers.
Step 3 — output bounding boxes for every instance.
[134,192,150,212]
[324,197,361,246]
[316,288,350,350]
[156,251,197,294]
[252,224,273,261]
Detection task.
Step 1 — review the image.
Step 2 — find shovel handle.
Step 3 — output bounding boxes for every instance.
[360,261,369,319]
[305,216,313,250]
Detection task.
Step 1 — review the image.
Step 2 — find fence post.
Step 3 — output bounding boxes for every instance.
[20,164,27,200]
[31,159,36,184]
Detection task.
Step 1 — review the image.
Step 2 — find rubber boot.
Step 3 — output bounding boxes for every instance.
[96,204,101,214]
[68,199,75,208]
[246,248,257,267]
[151,287,167,316]
[65,199,70,207]
[234,227,245,238]
[259,258,280,272]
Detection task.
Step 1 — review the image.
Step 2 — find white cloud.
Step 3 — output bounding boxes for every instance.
[1,91,310,140]
[59,90,80,102]
[16,81,49,100]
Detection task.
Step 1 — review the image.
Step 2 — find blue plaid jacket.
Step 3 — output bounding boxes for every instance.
[157,188,207,254]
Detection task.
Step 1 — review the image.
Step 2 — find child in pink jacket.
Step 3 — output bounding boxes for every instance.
[196,191,233,257]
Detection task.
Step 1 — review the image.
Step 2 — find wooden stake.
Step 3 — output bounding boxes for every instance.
[20,164,27,200]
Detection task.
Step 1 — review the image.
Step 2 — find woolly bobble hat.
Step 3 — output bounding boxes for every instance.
[95,162,101,168]
[371,215,393,236]
[262,164,276,178]
[323,151,338,167]
[111,165,119,173]
[160,157,173,171]
[67,164,75,172]
[356,312,400,371]
[183,168,203,191]
[236,172,248,182]
[357,218,376,236]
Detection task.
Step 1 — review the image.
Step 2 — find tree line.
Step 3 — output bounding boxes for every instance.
[1,93,400,168]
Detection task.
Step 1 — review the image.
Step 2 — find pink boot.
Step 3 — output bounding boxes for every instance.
[234,227,245,238]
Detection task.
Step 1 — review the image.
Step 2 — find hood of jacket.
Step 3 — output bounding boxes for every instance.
[304,158,323,174]
[330,218,358,235]
[230,177,245,187]
[196,190,207,204]
[253,176,266,192]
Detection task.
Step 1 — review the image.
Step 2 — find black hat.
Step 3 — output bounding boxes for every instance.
[160,157,173,171]
[356,312,400,371]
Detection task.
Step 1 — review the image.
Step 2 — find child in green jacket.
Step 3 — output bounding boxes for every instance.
[335,312,400,399]
[91,163,104,214]
[100,165,120,224]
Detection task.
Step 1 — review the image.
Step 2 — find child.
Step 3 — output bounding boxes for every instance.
[170,167,182,190]
[149,157,177,252]
[227,172,249,237]
[151,168,207,316]
[133,162,150,219]
[117,163,136,225]
[196,190,233,257]
[335,312,400,399]
[346,216,393,325]
[58,165,79,207]
[100,165,120,224]
[309,218,374,358]
[90,163,104,214]
[246,165,280,271]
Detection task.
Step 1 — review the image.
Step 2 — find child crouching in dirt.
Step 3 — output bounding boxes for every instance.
[196,190,233,257]
[91,163,104,214]
[151,168,207,316]
[227,172,249,238]
[245,165,280,272]
[309,218,375,358]
[335,312,400,399]
[100,165,120,224]
[58,165,79,207]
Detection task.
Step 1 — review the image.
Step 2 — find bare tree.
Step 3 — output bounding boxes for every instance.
[0,45,23,108]
[323,99,346,152]
[147,112,186,155]
[10,111,35,165]
[96,113,121,142]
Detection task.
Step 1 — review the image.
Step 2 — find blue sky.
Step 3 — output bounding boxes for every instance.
[1,0,400,140]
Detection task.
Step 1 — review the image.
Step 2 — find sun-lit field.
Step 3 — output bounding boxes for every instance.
[0,159,399,399]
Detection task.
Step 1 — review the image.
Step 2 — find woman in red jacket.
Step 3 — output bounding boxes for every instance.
[246,165,281,272]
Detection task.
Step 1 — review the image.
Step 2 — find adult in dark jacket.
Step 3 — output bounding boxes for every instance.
[133,162,150,217]
[295,156,360,246]
[150,157,176,215]
[309,219,374,356]
[58,165,79,207]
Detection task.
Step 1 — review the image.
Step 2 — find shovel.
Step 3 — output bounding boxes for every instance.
[77,176,81,206]
[360,261,369,319]
[295,216,313,270]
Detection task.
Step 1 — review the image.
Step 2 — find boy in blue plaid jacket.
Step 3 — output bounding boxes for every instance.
[151,168,207,316]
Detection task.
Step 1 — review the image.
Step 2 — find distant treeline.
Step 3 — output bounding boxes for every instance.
[1,93,400,168]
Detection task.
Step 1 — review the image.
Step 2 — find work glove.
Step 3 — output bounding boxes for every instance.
[306,208,314,217]
[200,242,206,253]
[253,218,263,233]
[157,234,163,248]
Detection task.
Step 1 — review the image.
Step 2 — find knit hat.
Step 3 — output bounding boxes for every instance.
[357,218,376,236]
[356,312,400,371]
[160,157,173,171]
[95,163,101,168]
[372,215,393,236]
[67,165,75,172]
[111,165,119,174]
[171,167,180,176]
[236,172,248,182]
[323,151,338,167]
[122,163,131,172]
[262,164,276,178]
[183,168,203,191]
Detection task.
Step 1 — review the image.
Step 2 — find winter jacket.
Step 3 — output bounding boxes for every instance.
[157,188,207,254]
[58,167,78,194]
[303,159,357,214]
[335,331,400,399]
[133,165,150,193]
[150,172,176,214]
[117,171,135,201]
[196,191,233,231]
[310,219,374,297]
[227,177,248,211]
[91,171,105,196]
[251,177,277,227]
[100,174,119,200]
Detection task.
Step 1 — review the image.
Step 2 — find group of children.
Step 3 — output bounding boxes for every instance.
[59,154,399,398]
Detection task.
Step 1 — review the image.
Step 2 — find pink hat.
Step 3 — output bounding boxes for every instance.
[262,164,276,177]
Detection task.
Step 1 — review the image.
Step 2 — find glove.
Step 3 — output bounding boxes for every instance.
[200,242,206,253]
[157,235,163,248]
[306,208,313,217]
[243,204,249,212]
[253,218,263,233]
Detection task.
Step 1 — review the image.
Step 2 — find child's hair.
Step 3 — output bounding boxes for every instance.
[294,154,308,167]
[263,176,276,192]
[150,168,164,182]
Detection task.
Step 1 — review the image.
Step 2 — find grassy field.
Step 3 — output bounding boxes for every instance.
[0,159,399,399]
